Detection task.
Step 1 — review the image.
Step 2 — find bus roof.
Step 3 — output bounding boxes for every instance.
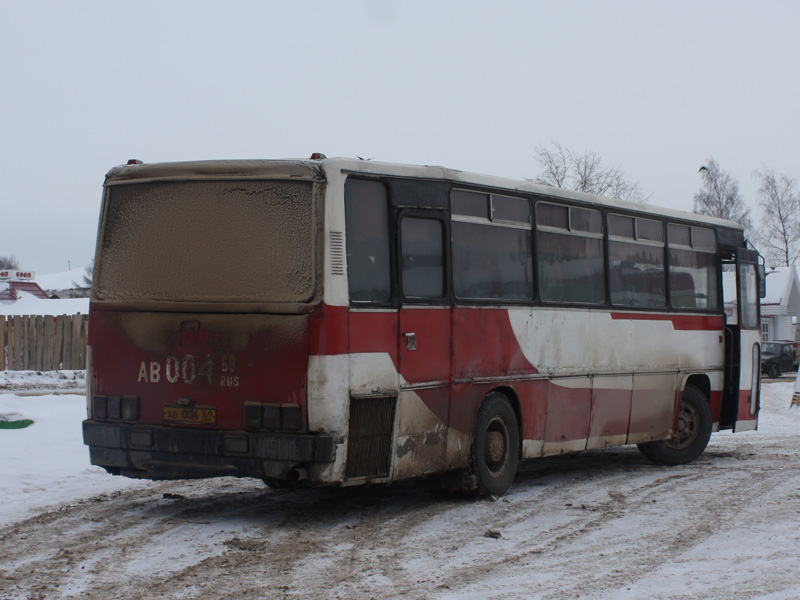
[104,156,744,233]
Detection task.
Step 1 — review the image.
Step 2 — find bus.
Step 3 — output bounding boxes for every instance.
[83,155,763,496]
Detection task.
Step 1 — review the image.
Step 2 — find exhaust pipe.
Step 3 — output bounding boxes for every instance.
[286,467,307,483]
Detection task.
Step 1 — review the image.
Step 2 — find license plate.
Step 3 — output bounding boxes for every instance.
[163,405,217,425]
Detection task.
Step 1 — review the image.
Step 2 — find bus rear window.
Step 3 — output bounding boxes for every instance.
[94,180,317,304]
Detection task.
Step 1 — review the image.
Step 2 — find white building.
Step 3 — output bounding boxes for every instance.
[722,266,800,342]
[759,267,800,341]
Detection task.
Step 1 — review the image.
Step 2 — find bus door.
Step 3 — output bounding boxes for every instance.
[395,210,452,478]
[728,248,762,431]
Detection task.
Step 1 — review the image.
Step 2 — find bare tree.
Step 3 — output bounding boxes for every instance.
[694,158,753,238]
[754,168,800,267]
[530,142,650,203]
[0,255,20,269]
[82,260,94,288]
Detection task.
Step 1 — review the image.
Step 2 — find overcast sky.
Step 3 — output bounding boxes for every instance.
[2,0,798,273]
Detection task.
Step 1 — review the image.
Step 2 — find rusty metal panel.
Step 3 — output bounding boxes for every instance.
[346,396,395,479]
[587,374,633,449]
[543,377,592,456]
[628,373,678,444]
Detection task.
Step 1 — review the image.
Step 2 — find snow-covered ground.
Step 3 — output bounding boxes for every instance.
[0,294,89,316]
[0,369,86,395]
[0,380,140,524]
[1,378,799,599]
[1,266,90,316]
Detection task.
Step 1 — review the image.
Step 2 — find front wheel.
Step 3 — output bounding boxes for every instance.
[769,364,781,379]
[469,392,520,496]
[637,384,712,466]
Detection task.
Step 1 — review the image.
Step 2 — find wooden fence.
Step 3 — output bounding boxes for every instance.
[1,314,88,371]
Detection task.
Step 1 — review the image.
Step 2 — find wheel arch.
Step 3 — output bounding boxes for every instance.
[488,385,523,457]
[683,374,711,401]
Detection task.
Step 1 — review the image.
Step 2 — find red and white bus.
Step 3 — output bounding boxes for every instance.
[83,156,762,495]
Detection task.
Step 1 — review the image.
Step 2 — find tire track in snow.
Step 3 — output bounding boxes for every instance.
[1,438,799,600]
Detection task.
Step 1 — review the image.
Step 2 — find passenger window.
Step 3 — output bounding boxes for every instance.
[401,217,445,299]
[345,179,391,303]
[452,222,533,301]
[493,194,531,223]
[608,215,666,308]
[451,190,488,219]
[536,202,605,304]
[536,203,569,229]
[451,190,533,302]
[669,249,719,309]
[668,225,718,310]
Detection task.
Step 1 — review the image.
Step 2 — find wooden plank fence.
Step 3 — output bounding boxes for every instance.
[1,314,88,371]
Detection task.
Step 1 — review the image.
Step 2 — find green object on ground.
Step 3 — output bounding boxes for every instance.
[0,419,34,429]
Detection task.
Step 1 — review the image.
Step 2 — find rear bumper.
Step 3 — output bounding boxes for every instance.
[83,420,336,481]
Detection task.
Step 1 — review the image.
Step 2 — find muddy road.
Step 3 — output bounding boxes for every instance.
[2,421,800,600]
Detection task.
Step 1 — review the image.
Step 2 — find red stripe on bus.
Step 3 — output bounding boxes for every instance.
[610,312,725,331]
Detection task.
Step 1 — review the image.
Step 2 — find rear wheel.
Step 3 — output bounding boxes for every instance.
[469,392,520,496]
[769,364,781,379]
[637,384,712,466]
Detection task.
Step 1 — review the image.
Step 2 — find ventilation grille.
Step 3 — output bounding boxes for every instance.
[345,396,396,479]
[330,231,344,275]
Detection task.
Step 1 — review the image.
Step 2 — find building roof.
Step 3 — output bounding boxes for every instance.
[760,267,800,317]
[0,281,50,301]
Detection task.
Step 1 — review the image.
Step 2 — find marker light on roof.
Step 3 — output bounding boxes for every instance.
[309,153,327,160]
[126,159,143,165]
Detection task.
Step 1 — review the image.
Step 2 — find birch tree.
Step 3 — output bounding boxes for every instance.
[754,168,800,267]
[694,158,753,238]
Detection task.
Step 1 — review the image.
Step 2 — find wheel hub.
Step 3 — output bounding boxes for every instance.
[665,402,699,450]
[486,431,506,465]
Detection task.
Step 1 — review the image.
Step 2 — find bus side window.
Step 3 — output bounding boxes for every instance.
[536,203,605,305]
[608,215,666,308]
[400,217,445,299]
[345,179,392,303]
[667,225,719,311]
[452,221,533,301]
[451,190,533,302]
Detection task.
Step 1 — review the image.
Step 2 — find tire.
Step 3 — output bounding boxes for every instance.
[769,364,781,379]
[637,384,712,466]
[469,392,520,496]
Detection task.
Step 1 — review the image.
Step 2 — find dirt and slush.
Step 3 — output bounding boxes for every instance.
[1,377,798,600]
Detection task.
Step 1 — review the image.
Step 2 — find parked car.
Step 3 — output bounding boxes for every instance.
[774,339,800,369]
[761,341,796,378]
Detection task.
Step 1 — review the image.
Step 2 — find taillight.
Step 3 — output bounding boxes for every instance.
[92,395,139,421]
[243,402,302,430]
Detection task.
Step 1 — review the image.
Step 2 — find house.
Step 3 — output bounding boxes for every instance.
[759,267,800,341]
[721,266,800,342]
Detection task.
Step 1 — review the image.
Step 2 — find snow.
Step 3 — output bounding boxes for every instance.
[35,267,89,292]
[1,378,798,526]
[0,294,89,316]
[1,377,800,599]
[0,378,140,523]
[1,266,90,315]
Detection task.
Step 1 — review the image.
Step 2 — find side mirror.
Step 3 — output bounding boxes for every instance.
[757,265,766,299]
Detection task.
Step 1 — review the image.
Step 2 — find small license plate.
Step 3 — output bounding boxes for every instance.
[163,405,217,425]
